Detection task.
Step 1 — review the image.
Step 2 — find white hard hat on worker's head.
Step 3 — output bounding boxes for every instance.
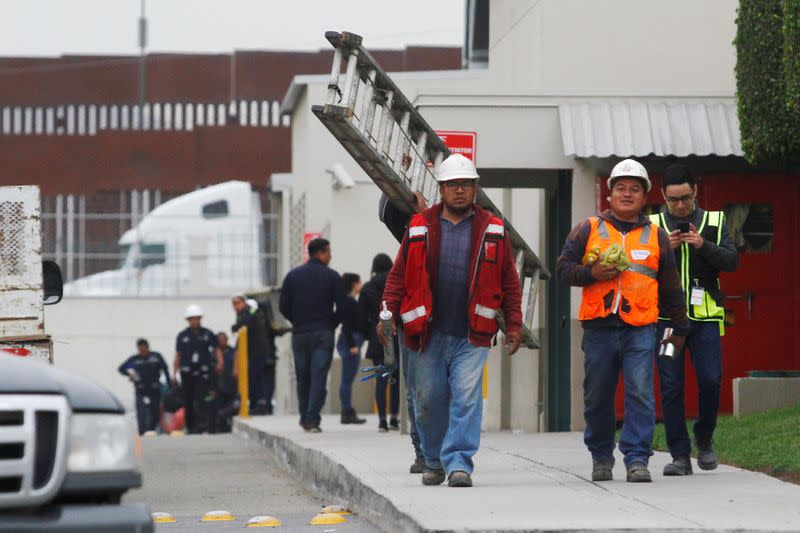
[184,304,203,319]
[436,154,479,182]
[608,159,651,192]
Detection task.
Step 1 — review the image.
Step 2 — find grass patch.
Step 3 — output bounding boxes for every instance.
[624,404,800,482]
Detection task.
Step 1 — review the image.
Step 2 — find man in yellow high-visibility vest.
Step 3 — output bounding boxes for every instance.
[650,164,739,476]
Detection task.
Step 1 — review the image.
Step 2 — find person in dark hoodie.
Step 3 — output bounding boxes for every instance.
[231,295,274,415]
[337,273,367,424]
[359,253,400,432]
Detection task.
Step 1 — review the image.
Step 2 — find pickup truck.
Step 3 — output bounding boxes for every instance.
[0,185,153,531]
[0,353,154,531]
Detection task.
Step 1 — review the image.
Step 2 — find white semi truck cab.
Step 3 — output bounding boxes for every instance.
[65,180,264,296]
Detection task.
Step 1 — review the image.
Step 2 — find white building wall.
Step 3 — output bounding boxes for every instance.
[489,0,737,94]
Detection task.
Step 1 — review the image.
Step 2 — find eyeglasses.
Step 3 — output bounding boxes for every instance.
[666,194,694,204]
[442,180,475,190]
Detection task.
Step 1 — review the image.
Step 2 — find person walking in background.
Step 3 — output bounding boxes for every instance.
[279,238,346,432]
[231,295,274,415]
[359,254,400,433]
[556,159,689,483]
[650,163,739,476]
[378,192,429,473]
[216,331,239,432]
[382,154,523,488]
[118,338,170,435]
[337,273,367,425]
[173,305,223,434]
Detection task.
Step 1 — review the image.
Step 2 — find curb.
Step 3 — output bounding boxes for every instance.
[233,419,423,533]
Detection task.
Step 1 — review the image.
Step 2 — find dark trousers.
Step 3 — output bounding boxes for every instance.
[401,345,423,458]
[248,359,266,411]
[336,333,364,412]
[264,363,276,415]
[135,390,160,435]
[180,371,216,434]
[291,330,334,426]
[376,372,400,421]
[656,321,723,457]
[582,325,656,467]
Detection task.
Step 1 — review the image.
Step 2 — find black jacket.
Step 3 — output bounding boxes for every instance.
[233,305,275,367]
[358,271,389,360]
[379,194,411,245]
[118,351,170,392]
[338,295,362,349]
[657,206,739,305]
[279,258,346,334]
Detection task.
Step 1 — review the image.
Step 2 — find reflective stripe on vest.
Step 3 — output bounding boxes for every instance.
[649,210,725,323]
[579,217,661,326]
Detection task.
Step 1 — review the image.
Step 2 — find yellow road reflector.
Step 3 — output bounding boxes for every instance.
[320,505,351,515]
[201,510,236,521]
[152,512,176,523]
[246,515,282,527]
[310,513,346,525]
[169,430,185,437]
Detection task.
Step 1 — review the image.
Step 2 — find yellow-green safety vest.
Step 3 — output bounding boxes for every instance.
[649,211,726,332]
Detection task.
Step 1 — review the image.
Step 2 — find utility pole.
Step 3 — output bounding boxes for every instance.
[138,0,147,109]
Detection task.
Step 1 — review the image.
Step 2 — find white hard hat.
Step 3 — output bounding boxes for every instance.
[608,159,651,192]
[246,298,259,310]
[436,154,479,182]
[184,304,203,319]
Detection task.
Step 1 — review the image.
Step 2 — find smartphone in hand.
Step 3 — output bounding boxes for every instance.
[676,221,691,233]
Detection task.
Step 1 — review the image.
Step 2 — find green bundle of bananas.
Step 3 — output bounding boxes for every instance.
[599,243,630,272]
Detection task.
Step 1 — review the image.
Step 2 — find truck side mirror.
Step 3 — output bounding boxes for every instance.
[43,261,63,305]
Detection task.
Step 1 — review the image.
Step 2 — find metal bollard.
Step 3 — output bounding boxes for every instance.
[236,326,249,418]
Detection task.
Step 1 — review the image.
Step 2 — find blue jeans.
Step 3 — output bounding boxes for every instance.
[407,330,489,474]
[582,325,656,467]
[656,320,722,457]
[336,332,364,412]
[401,345,423,458]
[292,330,335,426]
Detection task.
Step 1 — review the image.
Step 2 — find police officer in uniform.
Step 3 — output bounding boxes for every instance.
[173,305,223,434]
[651,163,739,475]
[118,338,170,435]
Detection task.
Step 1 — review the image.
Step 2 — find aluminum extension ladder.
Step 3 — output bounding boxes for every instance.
[312,31,550,349]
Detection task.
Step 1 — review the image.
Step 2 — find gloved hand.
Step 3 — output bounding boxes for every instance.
[660,334,686,357]
[231,323,240,333]
[505,331,521,355]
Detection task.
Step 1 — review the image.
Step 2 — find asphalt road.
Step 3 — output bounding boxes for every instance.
[126,433,381,532]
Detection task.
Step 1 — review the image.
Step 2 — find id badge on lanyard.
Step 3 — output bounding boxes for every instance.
[690,280,704,306]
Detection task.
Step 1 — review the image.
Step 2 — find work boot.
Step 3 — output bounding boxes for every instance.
[409,457,425,474]
[340,409,367,425]
[696,441,718,470]
[591,457,615,482]
[626,462,652,483]
[663,456,693,476]
[448,470,473,487]
[308,426,322,433]
[389,417,399,430]
[378,419,389,433]
[422,467,445,486]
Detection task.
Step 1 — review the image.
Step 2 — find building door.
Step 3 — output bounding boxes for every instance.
[702,174,800,413]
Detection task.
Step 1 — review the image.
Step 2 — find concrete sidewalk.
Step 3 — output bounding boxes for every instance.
[234,415,800,532]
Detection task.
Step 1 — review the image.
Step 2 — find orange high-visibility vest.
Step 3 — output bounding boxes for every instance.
[579,216,660,326]
[400,213,507,338]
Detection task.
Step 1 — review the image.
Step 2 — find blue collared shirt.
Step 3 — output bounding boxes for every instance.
[433,213,473,337]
